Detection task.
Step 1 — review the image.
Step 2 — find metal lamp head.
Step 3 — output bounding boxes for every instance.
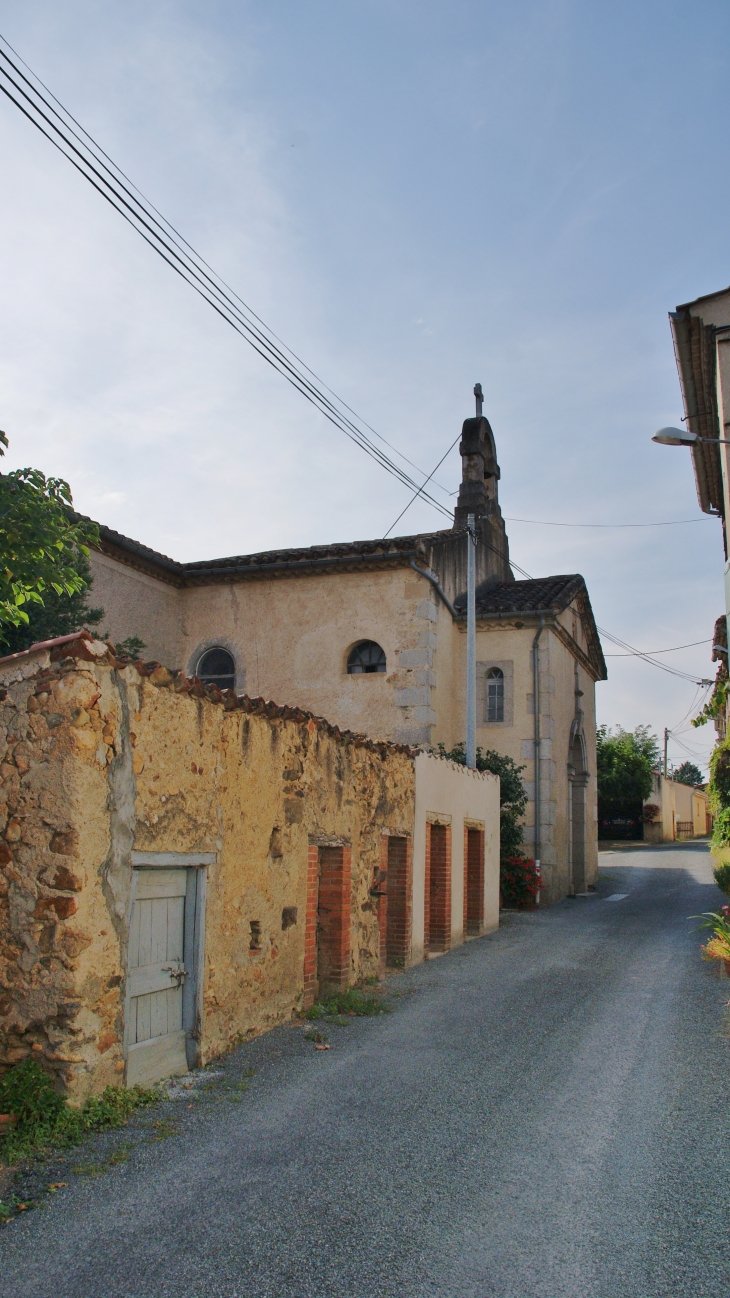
[652,427,698,447]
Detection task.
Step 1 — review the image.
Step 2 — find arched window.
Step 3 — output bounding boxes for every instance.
[486,667,504,722]
[197,647,236,692]
[347,641,387,675]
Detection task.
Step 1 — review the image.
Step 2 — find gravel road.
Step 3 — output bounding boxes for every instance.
[2,843,729,1298]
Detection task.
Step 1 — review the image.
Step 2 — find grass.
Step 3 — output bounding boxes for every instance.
[304,987,389,1020]
[71,1144,133,1177]
[0,1058,159,1166]
[0,1194,33,1223]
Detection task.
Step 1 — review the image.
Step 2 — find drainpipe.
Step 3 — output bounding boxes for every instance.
[532,617,545,890]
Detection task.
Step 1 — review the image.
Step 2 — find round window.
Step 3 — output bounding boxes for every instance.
[197,647,236,692]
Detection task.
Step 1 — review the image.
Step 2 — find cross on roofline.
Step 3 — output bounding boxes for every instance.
[474,382,483,417]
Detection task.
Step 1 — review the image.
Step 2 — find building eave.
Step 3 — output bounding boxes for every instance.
[669,310,724,519]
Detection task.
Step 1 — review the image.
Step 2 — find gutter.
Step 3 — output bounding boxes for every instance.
[532,617,546,891]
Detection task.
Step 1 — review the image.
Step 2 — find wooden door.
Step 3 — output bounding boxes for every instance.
[126,869,189,1086]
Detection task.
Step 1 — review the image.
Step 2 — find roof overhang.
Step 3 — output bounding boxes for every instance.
[669,310,724,518]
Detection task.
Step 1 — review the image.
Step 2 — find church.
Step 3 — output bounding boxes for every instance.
[86,399,606,905]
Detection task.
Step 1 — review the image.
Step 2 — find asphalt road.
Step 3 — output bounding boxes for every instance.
[2,843,729,1298]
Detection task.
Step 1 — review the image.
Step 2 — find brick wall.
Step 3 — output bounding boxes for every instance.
[464,826,485,936]
[426,822,451,954]
[385,835,412,968]
[313,845,352,999]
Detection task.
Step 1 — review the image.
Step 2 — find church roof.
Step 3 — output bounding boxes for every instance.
[454,574,607,681]
[470,573,585,615]
[83,516,449,585]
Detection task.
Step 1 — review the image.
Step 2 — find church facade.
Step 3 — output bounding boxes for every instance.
[86,406,606,905]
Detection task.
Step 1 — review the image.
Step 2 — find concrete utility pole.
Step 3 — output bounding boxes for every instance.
[664,727,669,779]
[466,512,477,768]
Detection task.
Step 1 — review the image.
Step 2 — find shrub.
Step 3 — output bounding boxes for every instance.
[0,1058,158,1164]
[712,807,730,852]
[501,856,541,909]
[713,863,730,896]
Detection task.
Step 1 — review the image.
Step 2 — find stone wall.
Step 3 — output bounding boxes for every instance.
[0,635,416,1100]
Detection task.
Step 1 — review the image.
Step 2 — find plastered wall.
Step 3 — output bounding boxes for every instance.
[411,752,499,964]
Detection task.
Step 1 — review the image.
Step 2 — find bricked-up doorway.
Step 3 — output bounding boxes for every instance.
[314,845,351,999]
[464,827,485,936]
[425,822,451,954]
[385,836,411,967]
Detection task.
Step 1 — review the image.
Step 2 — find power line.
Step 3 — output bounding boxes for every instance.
[502,516,713,529]
[384,433,462,538]
[604,639,711,657]
[0,36,456,523]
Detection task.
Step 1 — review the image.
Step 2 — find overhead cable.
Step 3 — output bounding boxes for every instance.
[0,35,455,522]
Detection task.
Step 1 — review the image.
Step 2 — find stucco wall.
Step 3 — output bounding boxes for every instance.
[87,544,601,905]
[411,752,499,964]
[89,551,183,667]
[179,567,441,746]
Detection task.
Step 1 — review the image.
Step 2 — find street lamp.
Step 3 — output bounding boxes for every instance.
[652,426,730,447]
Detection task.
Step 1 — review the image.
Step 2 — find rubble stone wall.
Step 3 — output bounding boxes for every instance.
[0,638,415,1099]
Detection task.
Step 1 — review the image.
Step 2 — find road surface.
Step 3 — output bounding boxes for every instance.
[2,843,729,1297]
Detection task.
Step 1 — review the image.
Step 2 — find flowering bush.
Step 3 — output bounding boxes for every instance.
[501,856,541,909]
[642,804,660,824]
[691,906,730,963]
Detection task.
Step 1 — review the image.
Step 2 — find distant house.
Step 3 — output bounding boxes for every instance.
[643,772,711,842]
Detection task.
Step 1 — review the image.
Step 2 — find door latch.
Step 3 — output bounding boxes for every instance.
[162,962,186,987]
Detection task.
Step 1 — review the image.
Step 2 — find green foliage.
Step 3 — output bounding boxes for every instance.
[0,1058,158,1165]
[0,547,103,655]
[692,675,729,728]
[709,742,730,811]
[596,725,656,824]
[712,807,730,851]
[0,1057,65,1128]
[500,856,541,908]
[713,862,730,896]
[436,742,528,864]
[673,761,704,787]
[0,432,99,641]
[114,635,146,660]
[305,988,387,1019]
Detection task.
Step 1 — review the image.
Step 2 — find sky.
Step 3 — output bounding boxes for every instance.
[0,0,728,775]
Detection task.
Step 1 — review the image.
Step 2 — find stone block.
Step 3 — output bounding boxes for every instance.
[397,648,432,669]
[393,725,432,745]
[413,670,437,687]
[410,706,437,725]
[394,687,431,708]
[415,599,437,623]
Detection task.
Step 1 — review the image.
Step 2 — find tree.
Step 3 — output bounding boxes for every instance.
[596,725,656,832]
[674,761,704,787]
[0,433,99,644]
[0,547,104,654]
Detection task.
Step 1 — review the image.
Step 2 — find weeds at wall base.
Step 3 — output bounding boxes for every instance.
[0,1058,159,1168]
[304,987,390,1020]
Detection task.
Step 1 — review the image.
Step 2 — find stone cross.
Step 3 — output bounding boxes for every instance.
[474,382,483,417]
